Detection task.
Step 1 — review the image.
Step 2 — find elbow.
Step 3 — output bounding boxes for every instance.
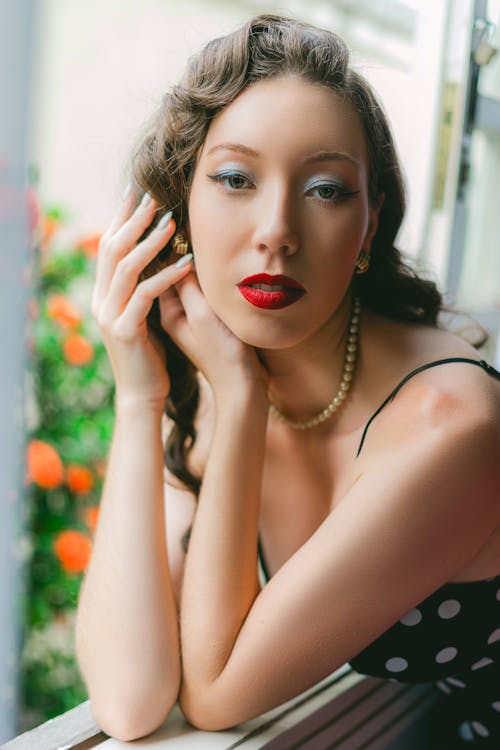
[92,698,174,742]
[90,684,180,741]
[179,684,244,732]
[181,707,234,733]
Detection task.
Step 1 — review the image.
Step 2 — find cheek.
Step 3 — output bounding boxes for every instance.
[187,185,210,247]
[188,183,241,257]
[187,187,250,302]
[187,189,233,307]
[308,207,370,305]
[311,212,368,273]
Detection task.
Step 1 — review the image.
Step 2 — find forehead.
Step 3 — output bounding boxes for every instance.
[199,75,369,170]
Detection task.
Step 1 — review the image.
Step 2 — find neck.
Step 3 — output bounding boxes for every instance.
[259,294,353,424]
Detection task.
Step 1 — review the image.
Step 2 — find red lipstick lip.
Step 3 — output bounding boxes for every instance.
[238,273,306,291]
[237,274,306,310]
[238,286,304,309]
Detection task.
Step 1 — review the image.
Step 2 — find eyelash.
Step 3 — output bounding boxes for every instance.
[207,171,253,192]
[306,181,359,203]
[207,171,359,203]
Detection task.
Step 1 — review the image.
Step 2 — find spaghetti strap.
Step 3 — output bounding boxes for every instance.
[356,357,500,459]
[257,535,271,583]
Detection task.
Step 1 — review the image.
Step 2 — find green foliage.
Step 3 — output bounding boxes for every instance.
[21,213,115,730]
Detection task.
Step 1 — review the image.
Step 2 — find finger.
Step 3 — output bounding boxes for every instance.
[110,192,162,255]
[98,215,176,320]
[162,274,210,358]
[103,183,140,240]
[159,284,186,333]
[173,272,207,320]
[158,285,200,360]
[101,259,193,338]
[93,197,165,313]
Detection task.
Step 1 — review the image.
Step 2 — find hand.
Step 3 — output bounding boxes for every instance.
[91,190,193,409]
[159,271,269,400]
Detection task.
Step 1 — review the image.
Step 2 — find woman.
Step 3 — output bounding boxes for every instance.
[75,14,500,746]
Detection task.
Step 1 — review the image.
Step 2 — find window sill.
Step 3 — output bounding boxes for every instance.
[4,667,444,749]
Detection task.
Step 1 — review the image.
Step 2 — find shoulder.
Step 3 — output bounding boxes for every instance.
[390,358,497,429]
[367,363,500,458]
[358,319,500,470]
[344,361,500,587]
[359,358,500,518]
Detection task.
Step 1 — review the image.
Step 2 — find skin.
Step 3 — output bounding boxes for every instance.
[82,75,500,738]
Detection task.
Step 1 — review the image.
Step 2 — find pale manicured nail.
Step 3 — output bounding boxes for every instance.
[157,210,173,230]
[121,182,131,201]
[174,252,193,268]
[140,192,152,207]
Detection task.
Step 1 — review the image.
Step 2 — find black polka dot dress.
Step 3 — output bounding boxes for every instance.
[349,575,500,747]
[258,358,500,748]
[349,359,500,746]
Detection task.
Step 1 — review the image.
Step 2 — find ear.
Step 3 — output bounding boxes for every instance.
[362,192,385,252]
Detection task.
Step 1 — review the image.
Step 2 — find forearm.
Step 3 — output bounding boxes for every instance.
[180,385,268,703]
[75,398,180,738]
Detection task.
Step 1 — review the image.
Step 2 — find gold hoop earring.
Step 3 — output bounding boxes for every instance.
[172,232,189,256]
[355,251,370,274]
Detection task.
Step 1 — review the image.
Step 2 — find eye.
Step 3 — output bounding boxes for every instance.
[207,171,253,191]
[306,180,359,203]
[312,183,340,201]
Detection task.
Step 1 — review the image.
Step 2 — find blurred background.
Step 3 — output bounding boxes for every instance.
[1,0,499,742]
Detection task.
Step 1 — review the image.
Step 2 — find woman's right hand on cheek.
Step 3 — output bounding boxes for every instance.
[159,272,269,401]
[91,189,193,410]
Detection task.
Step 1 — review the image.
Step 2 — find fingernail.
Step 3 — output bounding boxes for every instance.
[140,192,152,207]
[174,252,193,268]
[157,210,173,230]
[121,182,131,201]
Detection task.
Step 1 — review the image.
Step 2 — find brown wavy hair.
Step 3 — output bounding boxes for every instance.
[129,14,443,497]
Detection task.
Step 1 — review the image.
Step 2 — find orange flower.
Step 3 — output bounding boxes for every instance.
[53,530,92,573]
[63,333,94,365]
[83,506,100,533]
[66,464,94,494]
[78,232,102,258]
[26,439,64,489]
[47,293,81,329]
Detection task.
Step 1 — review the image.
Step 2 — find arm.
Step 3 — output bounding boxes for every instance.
[179,384,268,710]
[75,190,194,741]
[75,398,181,741]
[178,394,500,730]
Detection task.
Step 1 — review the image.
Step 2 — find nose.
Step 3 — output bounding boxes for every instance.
[252,183,300,257]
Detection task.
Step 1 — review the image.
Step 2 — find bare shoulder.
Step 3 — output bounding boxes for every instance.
[359,318,500,465]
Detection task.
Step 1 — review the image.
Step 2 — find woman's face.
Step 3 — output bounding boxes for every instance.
[187,75,380,349]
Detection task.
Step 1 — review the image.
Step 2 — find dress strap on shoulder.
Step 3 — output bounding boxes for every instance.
[257,536,271,583]
[356,357,500,459]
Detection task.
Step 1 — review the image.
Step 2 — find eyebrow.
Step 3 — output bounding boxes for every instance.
[206,143,360,167]
[305,149,361,167]
[207,143,259,158]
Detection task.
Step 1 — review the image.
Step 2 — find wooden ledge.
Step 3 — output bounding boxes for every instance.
[4,668,448,749]
[2,701,106,750]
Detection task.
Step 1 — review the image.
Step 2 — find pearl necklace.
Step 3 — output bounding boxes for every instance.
[268,297,361,430]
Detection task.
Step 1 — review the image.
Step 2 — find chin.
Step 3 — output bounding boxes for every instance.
[227,317,309,350]
[203,291,318,349]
